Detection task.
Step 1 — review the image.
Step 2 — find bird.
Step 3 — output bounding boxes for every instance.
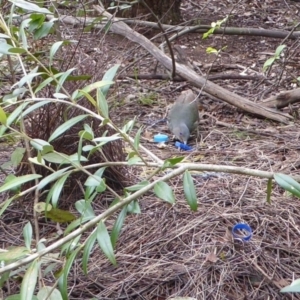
[167,89,199,144]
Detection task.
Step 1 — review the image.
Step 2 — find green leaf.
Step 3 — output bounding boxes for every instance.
[134,126,142,149]
[75,200,95,218]
[23,222,32,250]
[73,81,114,100]
[10,0,52,14]
[10,147,26,167]
[45,208,77,223]
[125,180,150,192]
[0,174,41,193]
[96,89,109,118]
[275,44,286,57]
[8,47,26,54]
[0,106,7,124]
[263,57,275,72]
[59,247,81,300]
[101,64,120,96]
[121,119,135,133]
[127,156,142,165]
[48,114,88,142]
[56,68,76,93]
[281,278,300,293]
[19,100,51,119]
[84,167,106,187]
[127,200,141,214]
[183,171,198,211]
[274,173,300,198]
[96,221,116,265]
[154,181,175,204]
[266,178,272,204]
[30,139,54,154]
[163,156,184,168]
[51,173,70,208]
[92,135,121,143]
[111,206,127,249]
[0,246,29,261]
[20,259,39,300]
[37,167,71,190]
[4,174,21,193]
[37,286,63,300]
[34,21,54,39]
[82,230,97,275]
[64,215,94,234]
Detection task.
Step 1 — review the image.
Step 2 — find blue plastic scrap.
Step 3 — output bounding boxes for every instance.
[232,223,252,242]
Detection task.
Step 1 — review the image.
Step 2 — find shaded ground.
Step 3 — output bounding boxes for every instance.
[1,0,300,299]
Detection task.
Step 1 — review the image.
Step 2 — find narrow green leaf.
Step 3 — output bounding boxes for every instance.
[37,286,63,300]
[96,89,108,118]
[64,216,94,234]
[127,156,142,165]
[11,0,52,14]
[23,222,32,250]
[75,200,95,218]
[133,126,143,149]
[93,135,121,143]
[82,230,97,275]
[183,171,198,211]
[37,167,71,190]
[274,173,300,198]
[30,139,54,153]
[275,44,286,57]
[0,106,7,124]
[51,173,70,208]
[101,64,120,96]
[281,278,300,293]
[125,181,150,192]
[127,200,141,214]
[20,259,39,300]
[266,178,272,204]
[111,206,127,249]
[0,174,41,193]
[163,157,184,168]
[10,147,26,167]
[19,100,51,119]
[154,181,175,204]
[59,247,81,300]
[56,68,76,93]
[0,246,29,261]
[96,221,116,265]
[48,114,88,142]
[73,81,114,100]
[0,102,29,136]
[121,119,135,133]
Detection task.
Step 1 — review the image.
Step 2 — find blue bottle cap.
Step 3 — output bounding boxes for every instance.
[175,141,193,151]
[153,134,169,143]
[232,223,252,242]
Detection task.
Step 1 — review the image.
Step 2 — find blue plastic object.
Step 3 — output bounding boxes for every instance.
[232,223,252,242]
[175,141,193,151]
[153,134,169,143]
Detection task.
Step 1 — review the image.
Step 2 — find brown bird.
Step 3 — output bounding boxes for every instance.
[167,90,199,144]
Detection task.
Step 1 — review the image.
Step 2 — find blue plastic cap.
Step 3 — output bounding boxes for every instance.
[153,134,169,143]
[175,141,193,151]
[232,223,252,242]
